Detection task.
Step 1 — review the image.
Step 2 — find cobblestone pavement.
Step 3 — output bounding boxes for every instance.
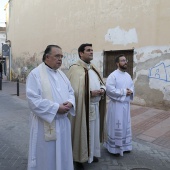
[0,92,29,170]
[0,81,170,170]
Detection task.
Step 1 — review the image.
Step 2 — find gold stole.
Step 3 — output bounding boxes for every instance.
[39,63,56,141]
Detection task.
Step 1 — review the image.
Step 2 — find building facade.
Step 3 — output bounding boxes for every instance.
[0,27,6,56]
[5,0,170,109]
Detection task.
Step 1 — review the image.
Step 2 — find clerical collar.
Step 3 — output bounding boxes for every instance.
[80,59,90,65]
[44,62,52,69]
[79,59,91,69]
[44,62,58,72]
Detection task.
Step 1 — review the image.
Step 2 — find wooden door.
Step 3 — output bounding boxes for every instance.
[103,49,134,78]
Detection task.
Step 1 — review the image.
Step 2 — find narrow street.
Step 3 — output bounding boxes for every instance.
[0,81,170,170]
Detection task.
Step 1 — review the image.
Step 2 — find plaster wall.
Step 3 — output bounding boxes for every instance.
[6,0,170,109]
[133,46,170,109]
[0,32,6,55]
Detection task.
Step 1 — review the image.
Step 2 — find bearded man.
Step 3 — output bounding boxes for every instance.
[103,54,134,156]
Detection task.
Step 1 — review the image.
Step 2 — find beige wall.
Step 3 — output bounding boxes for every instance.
[0,31,6,55]
[6,0,170,109]
[7,0,170,53]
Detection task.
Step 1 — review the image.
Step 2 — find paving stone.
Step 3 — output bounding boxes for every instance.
[1,82,170,170]
[111,160,119,166]
[131,107,149,117]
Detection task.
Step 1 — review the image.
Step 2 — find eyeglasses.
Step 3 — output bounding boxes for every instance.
[119,59,128,63]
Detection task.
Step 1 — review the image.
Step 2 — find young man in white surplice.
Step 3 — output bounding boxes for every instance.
[104,54,134,156]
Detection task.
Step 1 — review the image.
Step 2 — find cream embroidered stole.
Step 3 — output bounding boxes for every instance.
[39,63,56,141]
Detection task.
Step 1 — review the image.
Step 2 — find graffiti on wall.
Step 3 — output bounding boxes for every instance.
[61,49,79,70]
[11,49,103,81]
[12,52,41,82]
[149,62,170,82]
[61,49,103,74]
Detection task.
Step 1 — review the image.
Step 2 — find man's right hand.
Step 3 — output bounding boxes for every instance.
[126,88,132,96]
[91,90,101,97]
[58,104,70,114]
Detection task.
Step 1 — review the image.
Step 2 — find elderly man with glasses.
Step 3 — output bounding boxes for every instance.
[26,45,75,170]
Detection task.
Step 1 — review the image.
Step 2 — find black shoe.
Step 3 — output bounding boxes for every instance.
[74,162,84,170]
[113,153,120,157]
[124,151,131,154]
[93,156,99,163]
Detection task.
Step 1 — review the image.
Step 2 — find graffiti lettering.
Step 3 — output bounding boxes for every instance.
[149,62,170,82]
[61,49,79,70]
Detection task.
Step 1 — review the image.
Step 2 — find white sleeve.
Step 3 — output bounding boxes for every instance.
[106,73,126,102]
[66,78,76,116]
[26,71,59,123]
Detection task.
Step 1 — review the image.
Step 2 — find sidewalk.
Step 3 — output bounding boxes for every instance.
[0,80,26,100]
[0,80,170,170]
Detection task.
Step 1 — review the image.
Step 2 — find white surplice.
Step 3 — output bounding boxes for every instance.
[26,63,75,170]
[103,69,134,156]
[88,66,106,163]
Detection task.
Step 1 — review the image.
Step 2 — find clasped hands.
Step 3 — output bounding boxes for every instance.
[91,89,105,97]
[126,88,133,96]
[58,101,73,114]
